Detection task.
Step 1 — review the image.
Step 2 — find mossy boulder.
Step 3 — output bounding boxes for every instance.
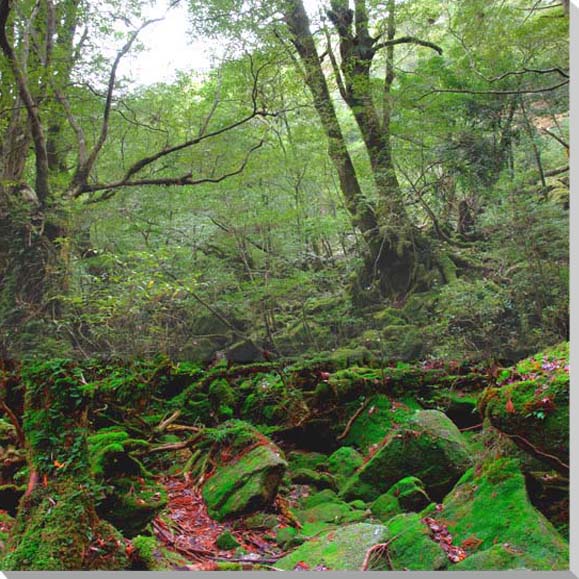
[202,444,287,521]
[326,446,363,488]
[87,428,150,479]
[340,394,421,453]
[341,410,472,502]
[479,343,569,474]
[371,477,431,522]
[276,523,390,570]
[290,468,336,490]
[215,531,240,550]
[438,457,568,569]
[287,451,327,472]
[385,512,449,570]
[387,476,431,512]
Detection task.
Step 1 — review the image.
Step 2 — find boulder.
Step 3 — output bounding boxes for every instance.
[202,444,287,520]
[341,410,472,501]
[370,476,431,522]
[276,523,389,570]
[326,446,363,488]
[438,457,568,570]
[479,343,569,474]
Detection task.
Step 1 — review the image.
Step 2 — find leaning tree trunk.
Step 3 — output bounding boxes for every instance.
[2,361,128,570]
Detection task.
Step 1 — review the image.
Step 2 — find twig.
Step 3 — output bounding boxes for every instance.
[337,398,372,440]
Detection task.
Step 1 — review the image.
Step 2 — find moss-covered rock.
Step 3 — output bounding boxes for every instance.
[290,467,336,490]
[326,447,363,488]
[202,444,287,521]
[215,531,240,550]
[276,523,389,570]
[479,343,569,474]
[340,394,421,452]
[370,493,401,522]
[341,410,472,502]
[287,451,327,472]
[384,512,449,570]
[439,457,568,569]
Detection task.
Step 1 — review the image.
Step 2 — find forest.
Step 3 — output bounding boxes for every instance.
[0,0,570,571]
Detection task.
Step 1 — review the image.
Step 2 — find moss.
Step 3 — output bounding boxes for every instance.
[202,444,287,521]
[341,394,420,452]
[275,526,303,549]
[208,378,238,419]
[276,523,390,570]
[241,513,279,529]
[131,535,191,570]
[303,489,340,509]
[327,447,363,489]
[290,468,336,490]
[480,346,569,471]
[385,513,448,570]
[451,544,545,570]
[287,451,328,472]
[440,457,568,569]
[2,481,128,570]
[215,531,240,550]
[87,428,149,479]
[97,476,167,537]
[341,410,472,502]
[370,493,401,522]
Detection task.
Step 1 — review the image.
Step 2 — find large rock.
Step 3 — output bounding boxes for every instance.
[202,444,287,521]
[379,457,568,571]
[341,410,472,502]
[276,523,389,570]
[442,457,568,570]
[479,342,569,474]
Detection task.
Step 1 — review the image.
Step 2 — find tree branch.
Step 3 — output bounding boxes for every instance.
[374,36,443,55]
[67,17,162,196]
[420,79,569,99]
[81,140,264,197]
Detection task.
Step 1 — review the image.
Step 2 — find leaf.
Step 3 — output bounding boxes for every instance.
[505,397,515,414]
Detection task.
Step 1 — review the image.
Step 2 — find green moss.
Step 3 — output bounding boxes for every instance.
[440,457,568,569]
[88,428,149,479]
[97,477,167,537]
[2,481,128,570]
[327,447,364,488]
[341,410,472,502]
[370,493,401,522]
[341,394,419,452]
[131,535,191,570]
[290,468,336,490]
[385,513,448,570]
[481,346,569,470]
[287,451,328,472]
[276,523,390,570]
[451,544,545,570]
[202,444,287,521]
[302,489,340,509]
[215,531,240,550]
[275,526,303,549]
[208,378,238,419]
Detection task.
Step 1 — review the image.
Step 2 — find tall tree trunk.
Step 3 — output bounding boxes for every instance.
[284,0,422,298]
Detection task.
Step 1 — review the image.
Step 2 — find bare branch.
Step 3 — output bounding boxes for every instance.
[374,35,443,55]
[419,79,569,99]
[68,17,162,196]
[80,140,264,197]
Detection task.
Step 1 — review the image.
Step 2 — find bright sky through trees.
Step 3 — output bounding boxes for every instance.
[123,0,321,84]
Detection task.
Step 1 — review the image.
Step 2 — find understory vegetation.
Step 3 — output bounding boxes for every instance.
[0,0,569,571]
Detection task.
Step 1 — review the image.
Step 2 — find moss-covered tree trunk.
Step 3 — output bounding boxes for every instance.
[2,362,127,570]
